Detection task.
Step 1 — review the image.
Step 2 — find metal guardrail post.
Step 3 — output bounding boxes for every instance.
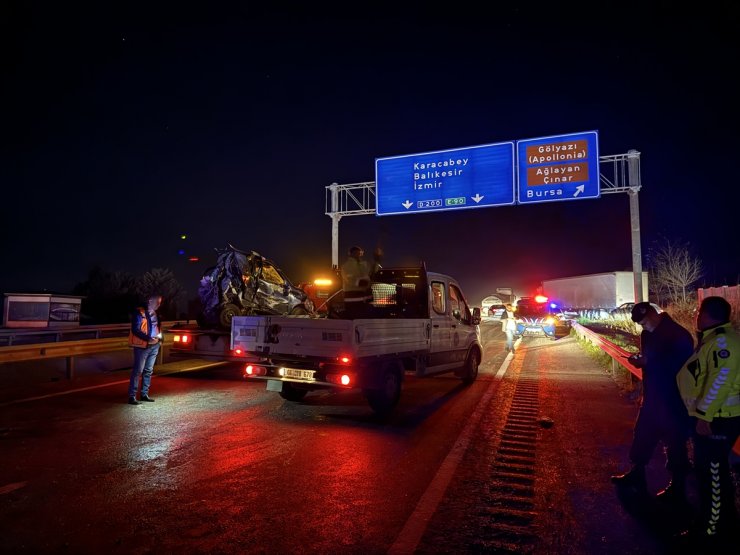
[66,356,75,380]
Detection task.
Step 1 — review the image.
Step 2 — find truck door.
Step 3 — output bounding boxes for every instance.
[429,279,455,369]
[449,282,477,365]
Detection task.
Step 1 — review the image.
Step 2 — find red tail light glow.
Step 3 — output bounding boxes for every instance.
[244,364,267,377]
[174,334,190,343]
[338,355,351,364]
[327,373,353,387]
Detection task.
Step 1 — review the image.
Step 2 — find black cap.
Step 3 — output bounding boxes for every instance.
[631,302,656,322]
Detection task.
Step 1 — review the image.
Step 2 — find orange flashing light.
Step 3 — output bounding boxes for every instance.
[534,295,548,304]
[314,278,333,286]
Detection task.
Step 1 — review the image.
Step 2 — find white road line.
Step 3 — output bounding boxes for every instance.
[0,380,130,406]
[0,361,229,406]
[388,352,512,554]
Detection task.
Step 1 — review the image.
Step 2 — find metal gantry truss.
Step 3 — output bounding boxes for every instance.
[325,150,644,300]
[325,150,641,217]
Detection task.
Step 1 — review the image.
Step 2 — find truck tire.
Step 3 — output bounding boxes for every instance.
[460,350,479,385]
[289,305,310,316]
[364,364,402,415]
[218,303,242,330]
[279,383,309,402]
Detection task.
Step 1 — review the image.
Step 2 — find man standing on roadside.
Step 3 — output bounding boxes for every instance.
[676,296,740,545]
[611,302,694,502]
[500,303,518,354]
[127,294,163,405]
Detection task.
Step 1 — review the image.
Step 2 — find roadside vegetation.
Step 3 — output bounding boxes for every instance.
[571,236,739,387]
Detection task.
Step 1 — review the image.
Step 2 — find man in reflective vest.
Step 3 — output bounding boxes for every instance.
[676,296,740,545]
[341,246,373,318]
[127,294,163,405]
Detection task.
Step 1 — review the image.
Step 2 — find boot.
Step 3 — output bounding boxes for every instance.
[656,476,687,504]
[611,465,647,492]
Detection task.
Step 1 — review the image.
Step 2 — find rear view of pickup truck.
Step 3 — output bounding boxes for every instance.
[231,266,483,415]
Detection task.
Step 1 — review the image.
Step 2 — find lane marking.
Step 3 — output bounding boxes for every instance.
[388,352,512,554]
[0,361,230,406]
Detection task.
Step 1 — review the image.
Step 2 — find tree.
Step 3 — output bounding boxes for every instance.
[72,267,137,323]
[647,237,703,304]
[134,267,186,319]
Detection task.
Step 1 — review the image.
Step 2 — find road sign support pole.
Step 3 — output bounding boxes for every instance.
[329,184,341,269]
[627,150,643,303]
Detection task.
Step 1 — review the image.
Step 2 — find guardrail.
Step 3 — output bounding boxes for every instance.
[571,322,642,380]
[0,322,185,379]
[0,321,186,346]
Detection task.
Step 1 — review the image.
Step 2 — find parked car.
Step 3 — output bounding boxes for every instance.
[487,303,507,319]
[480,295,505,318]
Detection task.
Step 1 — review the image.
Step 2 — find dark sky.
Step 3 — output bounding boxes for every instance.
[3,2,739,306]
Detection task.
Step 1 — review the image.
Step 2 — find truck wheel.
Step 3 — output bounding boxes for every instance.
[364,365,402,415]
[279,383,308,402]
[218,303,242,329]
[461,350,479,385]
[290,305,310,316]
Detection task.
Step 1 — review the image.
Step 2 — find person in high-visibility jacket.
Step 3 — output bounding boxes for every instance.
[127,294,163,405]
[676,296,740,543]
[340,246,380,318]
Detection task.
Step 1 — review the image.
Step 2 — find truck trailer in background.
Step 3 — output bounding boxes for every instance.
[542,271,649,310]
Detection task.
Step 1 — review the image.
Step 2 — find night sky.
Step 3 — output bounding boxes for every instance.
[3,2,739,307]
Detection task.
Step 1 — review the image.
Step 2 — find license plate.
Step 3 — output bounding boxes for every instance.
[283,368,316,381]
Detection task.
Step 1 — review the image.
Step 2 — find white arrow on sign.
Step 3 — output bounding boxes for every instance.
[471,194,484,203]
[573,185,585,197]
[402,200,413,209]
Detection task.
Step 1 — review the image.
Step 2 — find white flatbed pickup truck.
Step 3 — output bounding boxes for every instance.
[231,266,483,414]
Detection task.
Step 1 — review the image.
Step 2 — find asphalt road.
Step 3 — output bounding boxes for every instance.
[0,322,732,554]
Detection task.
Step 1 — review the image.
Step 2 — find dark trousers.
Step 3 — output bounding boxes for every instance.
[692,416,740,535]
[629,404,691,476]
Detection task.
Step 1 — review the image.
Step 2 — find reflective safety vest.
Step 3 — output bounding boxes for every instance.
[128,307,151,348]
[677,323,740,421]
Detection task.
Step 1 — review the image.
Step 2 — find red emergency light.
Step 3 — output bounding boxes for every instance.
[534,295,548,304]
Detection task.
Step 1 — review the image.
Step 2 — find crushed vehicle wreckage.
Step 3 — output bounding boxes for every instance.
[197,244,315,330]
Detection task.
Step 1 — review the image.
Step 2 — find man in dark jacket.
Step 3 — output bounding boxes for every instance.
[611,302,695,502]
[127,294,163,405]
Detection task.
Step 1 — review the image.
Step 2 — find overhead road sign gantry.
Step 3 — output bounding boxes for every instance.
[375,142,515,216]
[517,130,600,205]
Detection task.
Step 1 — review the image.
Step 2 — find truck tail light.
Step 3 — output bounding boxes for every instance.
[338,355,352,364]
[326,373,354,387]
[172,334,192,349]
[244,364,267,377]
[233,348,245,356]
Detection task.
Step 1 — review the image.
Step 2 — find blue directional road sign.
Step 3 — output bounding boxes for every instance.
[375,142,515,216]
[517,130,600,205]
